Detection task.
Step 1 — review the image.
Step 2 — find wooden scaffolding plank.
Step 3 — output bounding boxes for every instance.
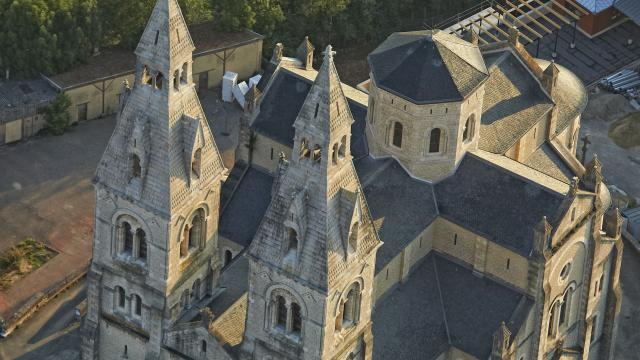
[496,4,545,39]
[547,0,580,20]
[531,0,572,24]
[563,0,590,16]
[486,9,535,43]
[505,0,554,34]
[515,0,562,29]
[468,18,500,43]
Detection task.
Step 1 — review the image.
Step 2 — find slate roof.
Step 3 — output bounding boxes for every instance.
[251,69,369,159]
[434,153,566,256]
[574,0,615,13]
[524,143,574,184]
[355,157,438,271]
[615,0,640,26]
[368,30,489,104]
[373,253,533,360]
[0,79,56,123]
[480,51,554,154]
[209,255,249,317]
[219,167,274,247]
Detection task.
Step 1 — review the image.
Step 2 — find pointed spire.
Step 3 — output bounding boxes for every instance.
[542,60,560,98]
[297,36,315,70]
[271,43,284,64]
[583,153,604,193]
[491,322,511,360]
[244,83,261,113]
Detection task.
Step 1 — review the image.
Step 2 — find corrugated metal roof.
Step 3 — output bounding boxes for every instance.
[615,0,640,25]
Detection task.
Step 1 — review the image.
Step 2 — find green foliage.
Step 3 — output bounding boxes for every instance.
[44,92,72,135]
[0,238,55,290]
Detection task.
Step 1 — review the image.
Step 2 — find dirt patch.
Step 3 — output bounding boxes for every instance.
[0,238,56,290]
[609,112,640,149]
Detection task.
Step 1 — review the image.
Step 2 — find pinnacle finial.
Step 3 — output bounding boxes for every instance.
[323,45,336,60]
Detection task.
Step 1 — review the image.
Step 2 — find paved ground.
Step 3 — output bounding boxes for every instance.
[0,89,241,332]
[579,90,640,201]
[0,280,84,359]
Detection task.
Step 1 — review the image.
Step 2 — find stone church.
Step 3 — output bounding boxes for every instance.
[81,0,624,359]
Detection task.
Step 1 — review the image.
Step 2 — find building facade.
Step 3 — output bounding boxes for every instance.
[83,0,623,359]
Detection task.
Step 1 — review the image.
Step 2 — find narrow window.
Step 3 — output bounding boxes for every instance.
[181,62,188,84]
[124,345,128,357]
[454,233,458,245]
[132,154,141,178]
[180,289,190,310]
[445,108,448,113]
[313,145,322,163]
[599,274,604,292]
[429,128,441,153]
[288,228,298,254]
[173,69,180,91]
[385,268,389,280]
[188,213,203,249]
[571,208,576,221]
[192,148,202,178]
[332,143,339,165]
[506,258,511,269]
[463,116,473,141]
[299,138,310,159]
[430,109,433,115]
[533,127,537,139]
[392,122,403,148]
[123,222,133,254]
[180,226,189,258]
[137,229,147,261]
[270,147,274,160]
[155,72,164,90]
[154,30,160,45]
[201,340,207,353]
[133,294,142,316]
[391,98,394,104]
[291,302,302,334]
[276,296,287,329]
[342,283,360,328]
[403,105,407,111]
[142,66,153,85]
[336,102,340,115]
[419,238,423,248]
[117,286,126,308]
[176,29,181,43]
[338,135,346,159]
[224,250,233,266]
[314,103,319,118]
[591,316,598,343]
[192,279,201,301]
[594,282,598,297]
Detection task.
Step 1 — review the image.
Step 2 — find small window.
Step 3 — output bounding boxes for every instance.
[270,147,274,160]
[154,30,160,45]
[560,263,571,280]
[571,208,576,221]
[124,345,128,357]
[155,72,164,90]
[403,105,407,111]
[181,62,188,84]
[429,128,441,153]
[123,222,133,254]
[224,250,233,266]
[133,294,142,316]
[313,145,322,163]
[599,274,604,292]
[454,233,458,245]
[137,229,147,261]
[299,138,310,159]
[332,143,339,165]
[336,102,340,115]
[385,268,389,280]
[291,302,302,334]
[276,296,287,329]
[173,69,180,91]
[176,29,181,43]
[506,258,510,269]
[132,154,141,178]
[392,122,403,148]
[192,148,202,178]
[463,115,474,142]
[116,286,126,308]
[338,135,346,159]
[201,340,207,353]
[314,103,319,118]
[288,228,298,253]
[533,128,537,139]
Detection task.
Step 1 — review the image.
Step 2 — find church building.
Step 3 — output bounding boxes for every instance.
[82,1,623,359]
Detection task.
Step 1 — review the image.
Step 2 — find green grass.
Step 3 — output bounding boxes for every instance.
[609,112,640,149]
[0,238,56,290]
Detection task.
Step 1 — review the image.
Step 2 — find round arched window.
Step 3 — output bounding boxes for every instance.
[560,262,571,281]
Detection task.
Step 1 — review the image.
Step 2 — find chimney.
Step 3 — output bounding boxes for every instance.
[297,36,315,70]
[271,43,284,65]
[465,28,479,46]
[244,83,261,114]
[542,61,560,98]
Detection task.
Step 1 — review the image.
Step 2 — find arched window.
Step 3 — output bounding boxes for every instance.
[392,122,403,148]
[132,294,142,316]
[116,286,126,308]
[192,148,202,178]
[276,296,287,329]
[429,128,442,153]
[180,289,190,310]
[123,222,133,255]
[187,211,205,250]
[341,283,361,328]
[155,72,164,90]
[338,135,346,159]
[313,145,322,163]
[299,138,310,159]
[142,66,153,85]
[192,279,201,302]
[181,62,189,84]
[463,115,475,142]
[180,226,189,258]
[287,228,298,254]
[137,229,147,261]
[201,339,207,353]
[332,143,339,165]
[291,302,302,335]
[173,69,180,91]
[131,154,141,178]
[224,250,233,267]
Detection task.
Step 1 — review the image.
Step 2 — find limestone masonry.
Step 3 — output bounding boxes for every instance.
[82,0,624,359]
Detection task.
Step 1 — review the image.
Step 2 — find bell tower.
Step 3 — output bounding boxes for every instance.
[81,1,226,359]
[241,46,381,360]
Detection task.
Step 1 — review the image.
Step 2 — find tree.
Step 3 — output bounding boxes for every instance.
[212,0,255,32]
[250,0,284,39]
[44,93,72,135]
